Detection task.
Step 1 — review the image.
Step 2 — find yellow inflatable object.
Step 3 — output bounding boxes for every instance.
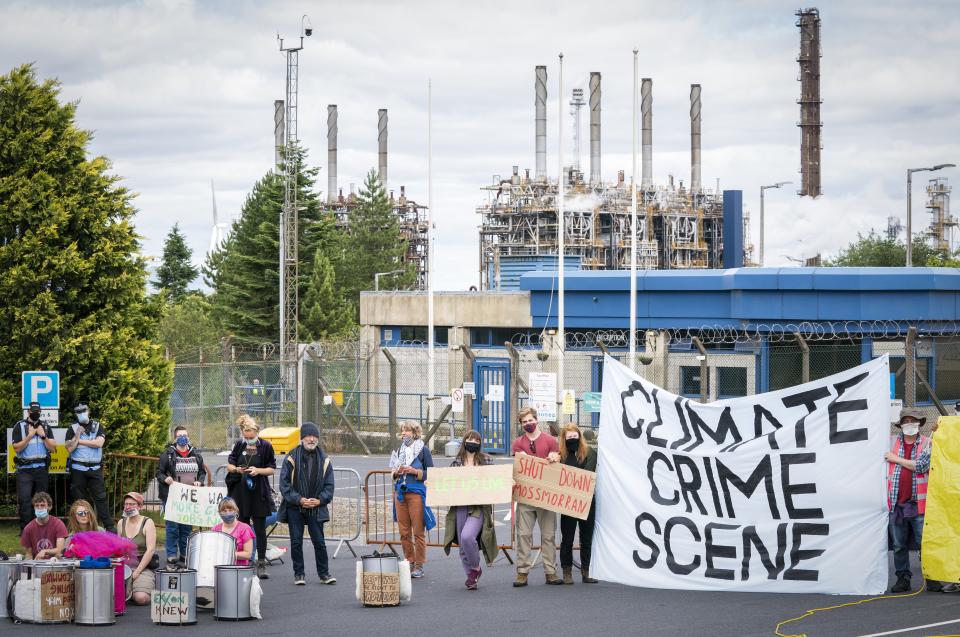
[259,427,301,454]
[921,416,960,583]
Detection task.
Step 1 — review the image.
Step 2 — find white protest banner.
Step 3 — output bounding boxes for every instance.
[592,355,890,595]
[425,464,514,507]
[164,482,228,528]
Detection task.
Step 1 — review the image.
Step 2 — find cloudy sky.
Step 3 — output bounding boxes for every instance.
[3,0,959,290]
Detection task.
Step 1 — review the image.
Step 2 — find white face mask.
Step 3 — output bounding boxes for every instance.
[901,424,920,437]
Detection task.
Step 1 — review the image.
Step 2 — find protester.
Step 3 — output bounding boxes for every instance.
[442,430,498,590]
[226,414,276,579]
[157,424,207,564]
[20,491,67,559]
[11,402,56,531]
[62,498,104,556]
[885,408,933,593]
[557,423,598,585]
[116,491,156,605]
[279,422,336,586]
[65,402,115,533]
[211,498,254,566]
[390,420,434,579]
[511,407,562,587]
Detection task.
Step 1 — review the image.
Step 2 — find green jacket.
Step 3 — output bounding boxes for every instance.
[441,455,500,564]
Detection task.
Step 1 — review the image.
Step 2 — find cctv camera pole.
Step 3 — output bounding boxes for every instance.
[427,79,435,422]
[278,15,311,426]
[629,48,638,372]
[557,53,566,417]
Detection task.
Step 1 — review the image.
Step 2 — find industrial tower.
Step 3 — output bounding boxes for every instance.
[797,8,822,198]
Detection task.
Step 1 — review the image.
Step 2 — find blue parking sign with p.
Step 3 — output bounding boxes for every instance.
[22,371,60,409]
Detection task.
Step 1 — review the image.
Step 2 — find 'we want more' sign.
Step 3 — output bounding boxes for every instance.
[592,355,890,595]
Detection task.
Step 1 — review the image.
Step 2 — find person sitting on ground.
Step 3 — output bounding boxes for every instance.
[116,491,156,605]
[211,498,255,566]
[61,498,104,556]
[442,430,498,591]
[20,491,67,559]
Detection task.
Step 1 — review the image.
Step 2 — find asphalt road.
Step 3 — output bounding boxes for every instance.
[6,453,959,636]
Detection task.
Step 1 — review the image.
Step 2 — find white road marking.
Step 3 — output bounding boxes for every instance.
[858,618,960,637]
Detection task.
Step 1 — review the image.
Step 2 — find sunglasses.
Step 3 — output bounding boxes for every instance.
[75,510,89,517]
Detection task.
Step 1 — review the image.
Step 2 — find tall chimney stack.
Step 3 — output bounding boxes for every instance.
[535,65,547,180]
[274,99,284,172]
[690,84,702,194]
[327,105,337,204]
[641,79,652,189]
[589,72,601,184]
[378,108,388,187]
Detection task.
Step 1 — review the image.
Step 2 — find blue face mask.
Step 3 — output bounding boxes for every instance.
[77,412,90,425]
[176,435,189,447]
[35,508,48,520]
[402,436,413,446]
[220,512,238,524]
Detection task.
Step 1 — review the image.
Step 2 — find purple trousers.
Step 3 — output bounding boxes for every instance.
[455,506,483,575]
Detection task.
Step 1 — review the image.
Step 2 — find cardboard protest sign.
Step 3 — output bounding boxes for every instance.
[513,454,596,520]
[151,590,191,623]
[40,569,74,621]
[592,355,890,595]
[426,464,514,507]
[163,482,227,527]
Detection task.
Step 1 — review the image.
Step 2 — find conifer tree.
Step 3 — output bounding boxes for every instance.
[153,223,197,300]
[301,248,354,340]
[0,65,172,453]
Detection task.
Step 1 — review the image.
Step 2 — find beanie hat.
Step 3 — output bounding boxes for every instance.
[301,422,321,440]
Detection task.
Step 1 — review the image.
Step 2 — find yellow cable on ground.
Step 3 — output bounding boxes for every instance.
[773,583,926,637]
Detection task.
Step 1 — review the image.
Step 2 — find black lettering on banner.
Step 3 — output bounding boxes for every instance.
[645,389,667,448]
[781,453,824,519]
[673,454,708,515]
[784,523,829,581]
[633,513,661,569]
[716,455,781,519]
[648,452,679,506]
[704,522,738,580]
[828,372,869,444]
[701,456,725,518]
[682,404,742,453]
[781,386,832,448]
[741,523,787,580]
[621,381,650,440]
[664,517,701,575]
[670,398,692,450]
[755,405,784,451]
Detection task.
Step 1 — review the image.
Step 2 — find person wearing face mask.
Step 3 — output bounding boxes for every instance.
[279,422,337,585]
[557,423,599,585]
[511,407,562,587]
[227,414,276,579]
[884,408,933,593]
[442,430,498,590]
[157,425,207,565]
[20,491,67,559]
[65,402,115,533]
[389,421,434,579]
[211,498,255,565]
[12,401,56,531]
[116,492,156,605]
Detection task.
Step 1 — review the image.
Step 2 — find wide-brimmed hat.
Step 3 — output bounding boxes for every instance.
[897,408,927,428]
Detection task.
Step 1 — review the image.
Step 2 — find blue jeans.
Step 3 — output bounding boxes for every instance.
[165,521,192,561]
[889,514,924,577]
[287,506,329,578]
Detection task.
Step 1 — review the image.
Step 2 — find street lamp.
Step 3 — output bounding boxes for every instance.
[907,164,956,266]
[374,270,405,291]
[759,181,791,267]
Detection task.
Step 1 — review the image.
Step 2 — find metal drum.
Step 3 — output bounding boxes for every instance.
[0,560,18,620]
[186,531,234,610]
[153,568,197,626]
[74,567,115,626]
[11,560,77,623]
[213,565,255,621]
[361,554,400,607]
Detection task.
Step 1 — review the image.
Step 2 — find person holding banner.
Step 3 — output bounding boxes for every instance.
[11,401,56,531]
[390,420,434,579]
[442,430,499,590]
[211,498,254,565]
[116,491,156,605]
[885,408,933,593]
[157,424,207,565]
[511,407,563,587]
[227,414,276,579]
[557,423,598,585]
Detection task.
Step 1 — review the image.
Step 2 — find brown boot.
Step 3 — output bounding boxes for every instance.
[545,573,564,585]
[581,567,598,584]
[562,567,574,585]
[512,572,528,588]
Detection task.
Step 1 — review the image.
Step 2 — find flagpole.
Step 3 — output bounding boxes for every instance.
[557,53,566,419]
[427,79,435,420]
[630,48,638,372]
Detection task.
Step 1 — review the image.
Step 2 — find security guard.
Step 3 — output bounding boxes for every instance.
[65,402,115,533]
[11,402,56,531]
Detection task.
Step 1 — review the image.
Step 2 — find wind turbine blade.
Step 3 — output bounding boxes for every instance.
[211,179,218,226]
